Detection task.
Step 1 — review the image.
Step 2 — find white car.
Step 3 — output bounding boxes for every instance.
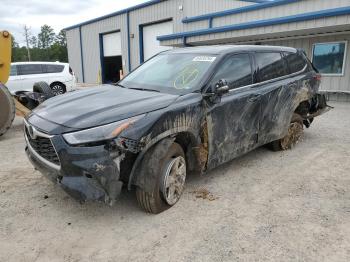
[7,62,76,95]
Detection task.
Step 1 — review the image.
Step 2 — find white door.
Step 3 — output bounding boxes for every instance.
[18,64,48,91]
[103,32,122,57]
[143,21,173,61]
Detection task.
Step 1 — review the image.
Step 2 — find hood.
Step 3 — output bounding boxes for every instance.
[32,85,179,129]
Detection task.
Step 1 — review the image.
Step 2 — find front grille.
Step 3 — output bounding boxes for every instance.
[25,128,60,166]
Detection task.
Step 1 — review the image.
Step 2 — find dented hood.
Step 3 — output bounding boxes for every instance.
[32,85,178,129]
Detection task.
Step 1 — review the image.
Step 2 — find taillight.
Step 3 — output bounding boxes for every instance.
[69,67,73,75]
[313,74,321,81]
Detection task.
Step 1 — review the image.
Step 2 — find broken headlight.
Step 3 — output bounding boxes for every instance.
[63,114,146,145]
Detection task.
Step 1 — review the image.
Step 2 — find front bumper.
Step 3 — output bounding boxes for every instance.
[25,131,123,205]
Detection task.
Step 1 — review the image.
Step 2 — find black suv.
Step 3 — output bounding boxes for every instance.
[25,45,329,213]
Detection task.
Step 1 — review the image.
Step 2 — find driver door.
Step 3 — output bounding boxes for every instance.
[206,53,262,169]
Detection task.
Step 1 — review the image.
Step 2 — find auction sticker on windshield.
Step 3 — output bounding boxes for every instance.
[192,56,216,62]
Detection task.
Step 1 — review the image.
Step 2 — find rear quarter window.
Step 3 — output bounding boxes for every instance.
[284,52,307,73]
[255,52,288,82]
[45,64,65,73]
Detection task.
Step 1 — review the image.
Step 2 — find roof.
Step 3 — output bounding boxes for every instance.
[63,0,163,31]
[164,45,297,55]
[11,62,69,65]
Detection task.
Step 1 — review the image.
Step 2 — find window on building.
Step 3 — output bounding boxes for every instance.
[255,52,288,82]
[10,65,17,76]
[312,42,347,75]
[18,64,44,75]
[211,53,252,89]
[284,52,307,74]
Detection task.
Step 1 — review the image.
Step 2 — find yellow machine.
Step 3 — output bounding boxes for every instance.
[0,31,16,136]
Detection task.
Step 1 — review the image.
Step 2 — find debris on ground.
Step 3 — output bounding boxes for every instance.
[191,188,219,201]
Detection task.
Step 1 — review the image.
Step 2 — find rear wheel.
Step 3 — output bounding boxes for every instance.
[270,114,304,151]
[136,142,186,214]
[0,84,15,136]
[50,82,66,96]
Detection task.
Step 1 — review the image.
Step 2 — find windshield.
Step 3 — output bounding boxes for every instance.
[119,53,217,94]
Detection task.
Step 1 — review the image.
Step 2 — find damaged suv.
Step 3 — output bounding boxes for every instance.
[25,45,329,213]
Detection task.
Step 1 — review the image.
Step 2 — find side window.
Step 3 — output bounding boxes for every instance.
[18,64,44,75]
[10,65,17,76]
[284,52,306,73]
[211,53,252,89]
[255,52,288,82]
[46,64,65,73]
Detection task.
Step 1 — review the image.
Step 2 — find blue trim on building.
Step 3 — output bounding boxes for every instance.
[79,26,85,83]
[139,26,144,64]
[63,0,162,31]
[127,12,132,72]
[98,33,104,83]
[182,0,300,24]
[158,6,350,41]
[239,0,271,3]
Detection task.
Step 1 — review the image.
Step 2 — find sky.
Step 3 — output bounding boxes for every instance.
[0,0,149,46]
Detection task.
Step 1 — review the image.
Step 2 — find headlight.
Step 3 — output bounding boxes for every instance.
[63,114,146,145]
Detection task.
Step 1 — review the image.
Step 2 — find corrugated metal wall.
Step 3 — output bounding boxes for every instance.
[66,28,82,81]
[80,14,127,84]
[165,0,350,46]
[66,0,251,83]
[66,0,350,93]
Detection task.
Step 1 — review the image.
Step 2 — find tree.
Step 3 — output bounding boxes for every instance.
[11,24,68,62]
[55,30,67,47]
[23,25,32,61]
[29,36,38,48]
[38,25,55,49]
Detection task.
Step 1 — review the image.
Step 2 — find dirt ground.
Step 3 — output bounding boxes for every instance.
[0,102,349,262]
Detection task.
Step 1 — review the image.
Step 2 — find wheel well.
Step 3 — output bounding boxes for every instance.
[294,100,310,117]
[174,132,202,173]
[50,81,66,91]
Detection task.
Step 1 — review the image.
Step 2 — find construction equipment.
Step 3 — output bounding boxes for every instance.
[0,31,16,136]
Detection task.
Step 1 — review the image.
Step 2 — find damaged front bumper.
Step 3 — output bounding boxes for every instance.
[25,131,124,205]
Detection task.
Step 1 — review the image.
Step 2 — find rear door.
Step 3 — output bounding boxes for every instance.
[206,53,261,169]
[18,64,47,91]
[254,51,294,145]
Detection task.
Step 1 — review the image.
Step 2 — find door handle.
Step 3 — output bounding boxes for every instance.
[248,94,261,102]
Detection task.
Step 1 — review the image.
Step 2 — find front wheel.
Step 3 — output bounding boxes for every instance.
[136,142,186,214]
[270,114,304,151]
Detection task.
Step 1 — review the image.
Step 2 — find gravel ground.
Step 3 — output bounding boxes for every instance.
[0,102,349,262]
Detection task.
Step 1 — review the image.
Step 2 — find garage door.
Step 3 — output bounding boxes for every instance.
[103,32,122,57]
[143,21,173,61]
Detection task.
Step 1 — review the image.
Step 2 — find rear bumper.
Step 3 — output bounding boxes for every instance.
[25,132,123,204]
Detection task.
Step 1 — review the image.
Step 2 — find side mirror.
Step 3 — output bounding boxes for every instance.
[214,79,229,96]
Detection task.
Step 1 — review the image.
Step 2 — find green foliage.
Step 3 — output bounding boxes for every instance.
[11,25,68,63]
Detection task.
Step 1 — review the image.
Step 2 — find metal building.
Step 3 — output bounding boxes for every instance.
[64,0,350,95]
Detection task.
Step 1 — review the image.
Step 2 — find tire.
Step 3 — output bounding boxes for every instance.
[33,81,54,98]
[269,114,304,151]
[136,142,186,214]
[50,82,66,96]
[0,84,15,137]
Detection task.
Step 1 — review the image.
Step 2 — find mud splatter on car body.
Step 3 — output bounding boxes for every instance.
[24,45,330,206]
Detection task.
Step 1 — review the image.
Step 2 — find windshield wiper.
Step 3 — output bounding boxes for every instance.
[127,87,160,93]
